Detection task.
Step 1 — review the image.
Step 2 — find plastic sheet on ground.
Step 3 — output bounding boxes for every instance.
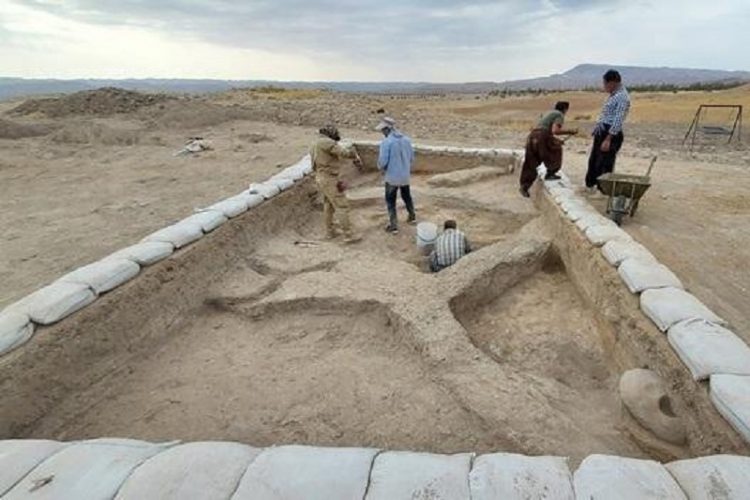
[641,287,725,332]
[0,311,34,355]
[143,221,204,249]
[232,445,377,500]
[59,258,140,295]
[248,182,281,199]
[0,440,65,496]
[601,240,657,266]
[206,196,249,218]
[585,224,632,247]
[618,258,683,293]
[666,455,750,500]
[710,374,750,444]
[668,319,750,380]
[7,282,96,325]
[182,210,228,233]
[469,452,574,500]
[365,451,472,500]
[107,241,174,266]
[573,454,686,500]
[115,442,261,500]
[3,439,170,500]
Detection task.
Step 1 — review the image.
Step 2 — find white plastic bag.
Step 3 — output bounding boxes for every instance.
[618,258,683,293]
[668,319,750,380]
[575,213,613,231]
[3,439,170,500]
[59,258,140,295]
[182,210,228,233]
[0,311,35,355]
[7,282,96,325]
[143,222,203,249]
[601,240,656,266]
[107,242,174,266]
[710,374,750,443]
[366,451,472,500]
[0,440,65,496]
[470,453,574,500]
[232,445,377,500]
[666,455,750,500]
[116,442,261,500]
[585,225,632,247]
[641,287,725,332]
[573,454,686,500]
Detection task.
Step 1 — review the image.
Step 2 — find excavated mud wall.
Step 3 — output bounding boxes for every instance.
[533,182,749,458]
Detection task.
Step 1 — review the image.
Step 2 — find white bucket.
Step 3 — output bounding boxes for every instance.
[416,222,438,255]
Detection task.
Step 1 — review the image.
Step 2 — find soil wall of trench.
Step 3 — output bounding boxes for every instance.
[531,182,749,458]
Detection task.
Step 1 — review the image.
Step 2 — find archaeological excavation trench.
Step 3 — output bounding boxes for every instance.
[1,144,747,483]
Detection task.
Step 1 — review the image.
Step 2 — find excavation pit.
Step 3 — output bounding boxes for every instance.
[1,147,746,470]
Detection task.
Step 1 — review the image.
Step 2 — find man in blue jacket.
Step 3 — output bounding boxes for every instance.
[376,117,415,234]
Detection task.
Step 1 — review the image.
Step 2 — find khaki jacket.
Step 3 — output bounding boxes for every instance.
[310,136,356,178]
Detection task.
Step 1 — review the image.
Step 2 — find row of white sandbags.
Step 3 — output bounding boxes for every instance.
[0,156,314,358]
[3,438,749,500]
[352,139,523,159]
[544,179,750,444]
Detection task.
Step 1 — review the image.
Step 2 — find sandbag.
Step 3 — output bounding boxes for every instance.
[566,205,598,222]
[666,455,750,500]
[107,241,174,266]
[641,287,725,332]
[206,196,249,218]
[601,240,656,266]
[710,374,750,443]
[59,258,140,295]
[575,213,613,231]
[560,199,587,214]
[0,440,65,496]
[0,311,34,355]
[272,177,295,191]
[3,439,169,500]
[618,258,683,293]
[248,182,281,199]
[116,442,261,500]
[573,454,686,500]
[275,165,305,181]
[232,445,377,500]
[7,282,96,325]
[585,225,632,247]
[294,155,313,175]
[668,319,750,381]
[243,193,264,209]
[143,221,203,249]
[365,451,472,500]
[182,210,228,233]
[469,453,574,500]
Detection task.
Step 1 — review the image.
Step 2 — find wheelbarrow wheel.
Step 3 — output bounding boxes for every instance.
[610,195,628,226]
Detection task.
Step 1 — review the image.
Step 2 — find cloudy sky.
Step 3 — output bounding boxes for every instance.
[1,0,747,82]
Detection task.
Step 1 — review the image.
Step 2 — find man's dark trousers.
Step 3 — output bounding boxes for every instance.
[385,183,415,228]
[586,124,624,188]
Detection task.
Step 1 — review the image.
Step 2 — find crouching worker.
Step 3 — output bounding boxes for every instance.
[519,101,578,197]
[429,220,472,272]
[310,124,362,244]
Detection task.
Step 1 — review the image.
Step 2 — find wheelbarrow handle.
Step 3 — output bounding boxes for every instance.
[645,156,658,177]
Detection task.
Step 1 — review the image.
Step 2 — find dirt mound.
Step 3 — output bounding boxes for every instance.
[0,119,53,139]
[11,88,172,118]
[48,121,141,146]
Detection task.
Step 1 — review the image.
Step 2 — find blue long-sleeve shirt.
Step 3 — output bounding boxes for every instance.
[378,130,414,186]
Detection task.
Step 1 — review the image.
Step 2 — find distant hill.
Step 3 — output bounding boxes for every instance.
[1,64,749,100]
[492,64,750,91]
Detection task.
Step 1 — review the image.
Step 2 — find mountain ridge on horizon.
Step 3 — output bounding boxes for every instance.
[2,63,749,100]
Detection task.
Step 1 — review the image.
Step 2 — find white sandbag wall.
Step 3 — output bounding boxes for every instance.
[541,176,750,448]
[0,154,315,358]
[2,438,748,499]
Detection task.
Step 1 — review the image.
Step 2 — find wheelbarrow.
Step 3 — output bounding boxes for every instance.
[597,156,657,225]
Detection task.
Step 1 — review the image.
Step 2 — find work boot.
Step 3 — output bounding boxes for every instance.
[545,173,562,180]
[519,186,530,198]
[385,224,399,235]
[407,213,417,225]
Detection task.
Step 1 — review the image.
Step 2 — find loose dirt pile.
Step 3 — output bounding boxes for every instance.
[0,118,52,139]
[11,87,172,118]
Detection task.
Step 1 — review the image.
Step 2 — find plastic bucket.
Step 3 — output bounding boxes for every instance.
[416,222,438,255]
